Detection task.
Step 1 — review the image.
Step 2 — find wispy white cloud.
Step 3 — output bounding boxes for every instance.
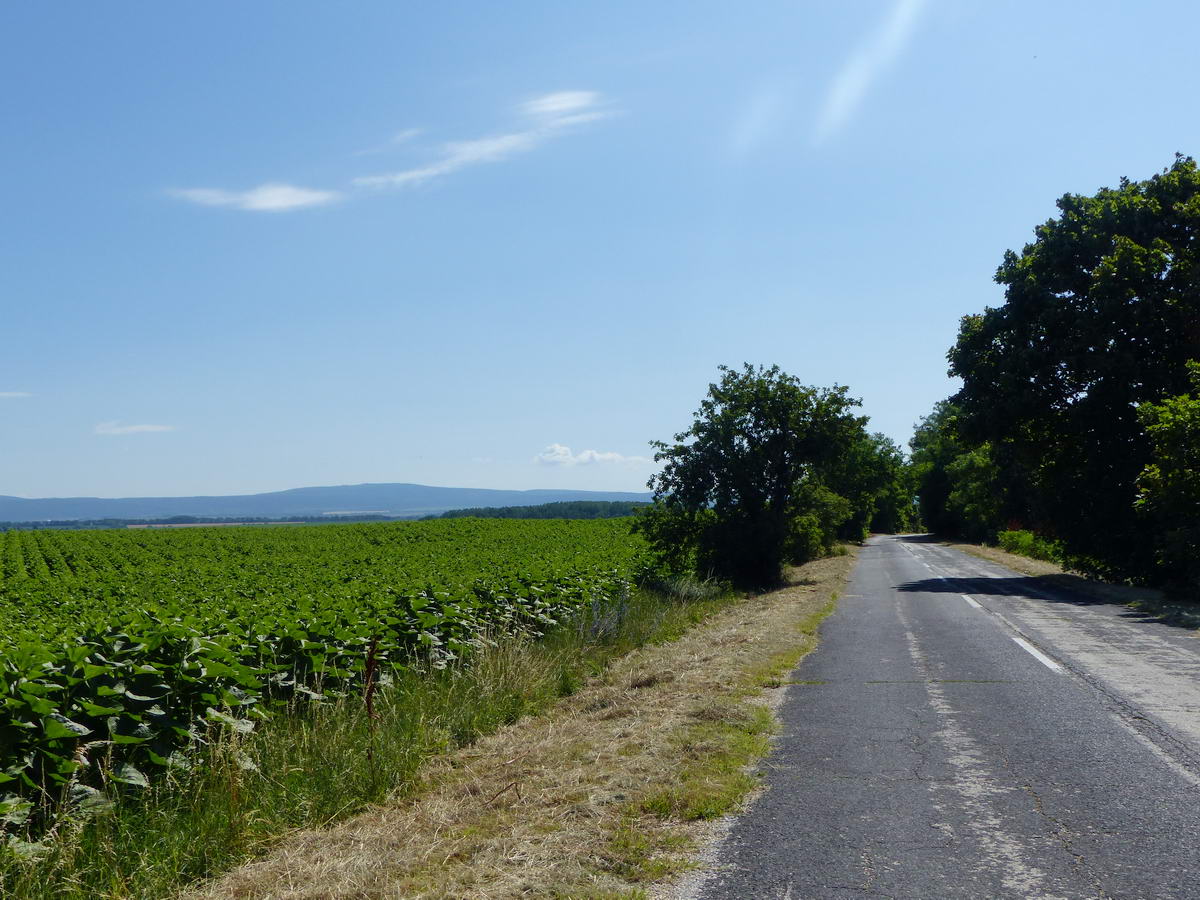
[813,0,930,144]
[534,443,648,467]
[354,91,611,190]
[94,421,175,436]
[520,91,593,117]
[354,133,541,189]
[0,391,31,399]
[389,127,423,145]
[172,92,610,211]
[170,182,341,212]
[730,85,788,157]
[353,127,424,157]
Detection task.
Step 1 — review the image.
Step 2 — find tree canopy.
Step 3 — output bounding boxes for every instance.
[1136,362,1200,592]
[908,401,1001,542]
[635,364,915,586]
[940,156,1200,581]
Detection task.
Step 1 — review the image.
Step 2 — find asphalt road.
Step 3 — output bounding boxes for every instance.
[695,535,1200,900]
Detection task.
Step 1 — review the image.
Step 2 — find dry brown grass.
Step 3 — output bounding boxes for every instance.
[185,552,856,900]
[945,541,1066,579]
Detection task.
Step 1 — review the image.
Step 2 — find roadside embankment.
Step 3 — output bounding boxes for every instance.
[188,551,857,899]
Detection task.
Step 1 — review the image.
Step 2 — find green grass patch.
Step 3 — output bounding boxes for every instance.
[747,595,836,689]
[594,816,695,884]
[634,593,838,824]
[639,703,776,822]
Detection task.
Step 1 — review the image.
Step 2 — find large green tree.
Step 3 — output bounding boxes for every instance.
[909,400,966,535]
[823,431,919,540]
[948,156,1200,579]
[908,401,1002,540]
[1136,362,1200,592]
[635,364,868,586]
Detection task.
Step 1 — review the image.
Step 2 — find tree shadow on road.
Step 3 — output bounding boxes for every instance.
[893,533,940,544]
[897,575,1200,634]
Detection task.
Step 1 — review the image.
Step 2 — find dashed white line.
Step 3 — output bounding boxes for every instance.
[1011,636,1064,673]
[905,542,1059,673]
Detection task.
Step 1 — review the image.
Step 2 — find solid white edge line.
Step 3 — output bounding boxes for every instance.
[1011,636,1064,673]
[961,594,982,609]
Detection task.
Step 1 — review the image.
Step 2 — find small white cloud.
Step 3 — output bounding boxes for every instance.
[813,0,930,144]
[170,182,341,212]
[0,391,31,398]
[534,443,648,466]
[354,91,611,191]
[95,421,175,436]
[535,444,576,466]
[519,91,601,118]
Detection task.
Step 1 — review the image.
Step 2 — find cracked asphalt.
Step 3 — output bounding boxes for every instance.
[694,535,1200,899]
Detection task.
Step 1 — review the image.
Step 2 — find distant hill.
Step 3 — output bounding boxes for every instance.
[0,483,653,523]
[439,500,650,520]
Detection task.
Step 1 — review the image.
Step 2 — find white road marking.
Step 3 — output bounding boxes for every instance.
[1111,711,1200,790]
[987,591,1200,750]
[1010,636,1064,673]
[895,537,1200,788]
[962,594,982,609]
[896,609,1059,896]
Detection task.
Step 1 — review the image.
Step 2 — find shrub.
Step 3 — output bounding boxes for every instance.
[997,529,1063,563]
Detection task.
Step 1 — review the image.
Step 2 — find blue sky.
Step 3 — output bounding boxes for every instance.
[3,1,1199,499]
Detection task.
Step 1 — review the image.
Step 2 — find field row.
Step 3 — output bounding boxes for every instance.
[0,518,648,828]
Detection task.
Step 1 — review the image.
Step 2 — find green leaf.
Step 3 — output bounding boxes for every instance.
[43,712,91,740]
[67,783,112,812]
[111,732,149,745]
[0,794,34,827]
[110,763,149,787]
[205,709,255,734]
[78,700,124,717]
[3,836,49,860]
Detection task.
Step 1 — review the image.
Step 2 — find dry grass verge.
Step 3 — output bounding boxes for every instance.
[945,541,1200,631]
[187,552,856,899]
